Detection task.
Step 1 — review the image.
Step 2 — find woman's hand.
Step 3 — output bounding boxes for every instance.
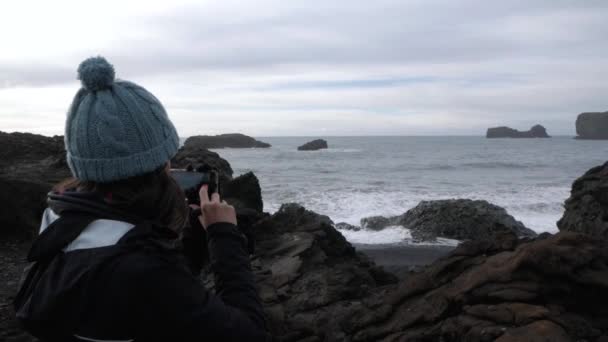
[196,185,237,229]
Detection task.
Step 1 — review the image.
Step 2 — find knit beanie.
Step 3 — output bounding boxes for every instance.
[65,56,180,183]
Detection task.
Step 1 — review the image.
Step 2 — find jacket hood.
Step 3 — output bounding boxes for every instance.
[47,190,143,224]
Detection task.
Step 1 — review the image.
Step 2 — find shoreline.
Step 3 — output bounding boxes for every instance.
[355,243,456,279]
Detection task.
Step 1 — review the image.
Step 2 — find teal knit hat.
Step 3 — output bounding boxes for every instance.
[65,56,180,182]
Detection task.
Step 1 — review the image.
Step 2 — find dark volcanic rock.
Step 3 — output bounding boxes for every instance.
[0,132,71,239]
[558,161,608,237]
[223,171,264,213]
[576,111,608,140]
[297,139,328,151]
[347,232,608,341]
[184,133,271,149]
[486,124,550,138]
[250,203,397,340]
[360,199,536,242]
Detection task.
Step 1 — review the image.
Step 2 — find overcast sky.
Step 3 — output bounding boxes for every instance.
[1,0,607,136]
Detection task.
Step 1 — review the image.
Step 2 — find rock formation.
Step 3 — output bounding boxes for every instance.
[576,111,608,139]
[345,231,608,341]
[0,132,70,239]
[360,199,537,242]
[183,133,271,149]
[297,139,328,151]
[558,161,608,237]
[486,124,550,138]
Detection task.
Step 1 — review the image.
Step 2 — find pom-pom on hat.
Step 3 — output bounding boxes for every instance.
[65,56,180,182]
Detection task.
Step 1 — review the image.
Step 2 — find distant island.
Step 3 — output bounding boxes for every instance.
[298,139,328,151]
[183,133,271,149]
[486,124,550,138]
[576,111,608,140]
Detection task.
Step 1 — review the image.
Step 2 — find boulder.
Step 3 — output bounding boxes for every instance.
[576,112,608,139]
[558,161,608,237]
[486,124,550,138]
[183,133,271,149]
[360,199,537,242]
[297,139,328,151]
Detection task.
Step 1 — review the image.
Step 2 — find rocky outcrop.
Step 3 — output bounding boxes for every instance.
[576,112,608,139]
[0,132,70,239]
[558,161,608,237]
[346,232,608,341]
[360,199,536,242]
[297,139,328,151]
[223,172,264,213]
[183,133,271,149]
[486,124,550,138]
[249,203,398,340]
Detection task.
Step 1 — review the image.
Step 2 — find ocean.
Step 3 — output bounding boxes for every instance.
[204,136,608,245]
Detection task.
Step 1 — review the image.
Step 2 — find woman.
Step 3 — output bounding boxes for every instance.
[14,57,269,341]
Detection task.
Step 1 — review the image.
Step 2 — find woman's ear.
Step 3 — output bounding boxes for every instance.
[165,162,171,173]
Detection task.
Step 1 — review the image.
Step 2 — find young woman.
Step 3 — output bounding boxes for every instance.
[14,57,269,341]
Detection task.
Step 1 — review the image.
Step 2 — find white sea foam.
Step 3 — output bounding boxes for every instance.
[337,226,460,246]
[217,136,608,244]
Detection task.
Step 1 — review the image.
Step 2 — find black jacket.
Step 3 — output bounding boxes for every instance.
[15,191,269,341]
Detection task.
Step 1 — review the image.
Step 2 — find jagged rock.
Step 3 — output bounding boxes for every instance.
[223,171,264,213]
[558,161,608,237]
[360,199,536,242]
[171,145,233,181]
[297,139,328,151]
[183,133,271,149]
[344,232,608,341]
[576,111,608,140]
[486,124,550,138]
[251,204,397,340]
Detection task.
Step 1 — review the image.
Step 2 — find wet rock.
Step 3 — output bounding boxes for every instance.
[297,139,328,151]
[576,111,608,140]
[335,222,361,231]
[360,216,394,231]
[183,133,271,149]
[486,124,550,138]
[558,161,608,237]
[360,199,536,242]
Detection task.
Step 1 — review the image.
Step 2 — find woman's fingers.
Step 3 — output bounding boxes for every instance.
[199,185,210,205]
[211,192,220,203]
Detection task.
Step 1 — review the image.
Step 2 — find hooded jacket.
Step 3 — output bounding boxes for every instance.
[15,191,269,341]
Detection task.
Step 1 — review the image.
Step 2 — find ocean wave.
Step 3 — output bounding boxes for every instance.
[336,226,460,246]
[460,161,545,169]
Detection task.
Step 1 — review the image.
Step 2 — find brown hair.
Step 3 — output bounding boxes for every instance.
[54,164,188,232]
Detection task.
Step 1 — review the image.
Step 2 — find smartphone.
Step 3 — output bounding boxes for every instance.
[170,169,219,205]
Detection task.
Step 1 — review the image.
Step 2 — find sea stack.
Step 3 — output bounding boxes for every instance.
[183,133,271,149]
[576,112,608,139]
[297,139,328,151]
[486,124,550,138]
